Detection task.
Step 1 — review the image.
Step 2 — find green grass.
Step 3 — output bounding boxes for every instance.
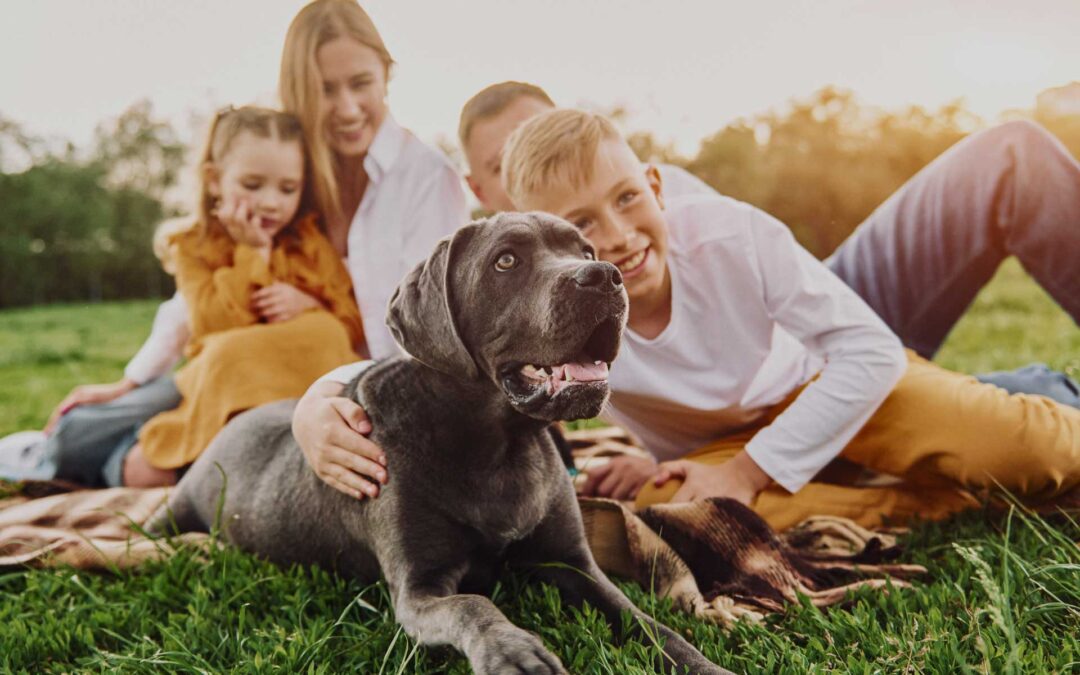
[1,259,1078,673]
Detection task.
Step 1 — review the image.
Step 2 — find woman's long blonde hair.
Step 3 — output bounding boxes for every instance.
[279,0,394,226]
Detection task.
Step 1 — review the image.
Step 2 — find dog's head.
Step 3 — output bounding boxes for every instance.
[387,212,627,422]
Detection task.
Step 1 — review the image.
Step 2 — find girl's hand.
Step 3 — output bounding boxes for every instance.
[44,377,139,434]
[252,283,320,323]
[215,195,272,251]
[292,380,389,500]
[579,455,659,500]
[652,450,772,505]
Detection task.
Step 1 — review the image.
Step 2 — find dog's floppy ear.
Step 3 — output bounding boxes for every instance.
[387,225,480,379]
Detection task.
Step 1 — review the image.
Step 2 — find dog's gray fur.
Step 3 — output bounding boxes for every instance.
[148,213,731,675]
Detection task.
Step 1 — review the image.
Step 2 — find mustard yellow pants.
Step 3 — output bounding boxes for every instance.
[636,351,1080,531]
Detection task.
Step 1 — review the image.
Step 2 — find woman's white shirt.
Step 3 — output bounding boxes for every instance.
[345,115,468,359]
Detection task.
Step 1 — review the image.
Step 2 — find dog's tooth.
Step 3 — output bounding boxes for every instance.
[566,371,574,382]
[521,364,544,380]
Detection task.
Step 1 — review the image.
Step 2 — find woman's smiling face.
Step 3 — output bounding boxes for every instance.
[316,36,389,159]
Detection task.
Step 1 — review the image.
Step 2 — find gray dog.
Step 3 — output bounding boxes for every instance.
[148,213,731,675]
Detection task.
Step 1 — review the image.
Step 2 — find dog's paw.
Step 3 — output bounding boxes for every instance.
[471,626,566,675]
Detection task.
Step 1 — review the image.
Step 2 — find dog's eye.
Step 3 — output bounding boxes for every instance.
[495,253,517,272]
[583,250,595,261]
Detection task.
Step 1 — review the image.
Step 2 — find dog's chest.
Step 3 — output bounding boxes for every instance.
[457,455,556,549]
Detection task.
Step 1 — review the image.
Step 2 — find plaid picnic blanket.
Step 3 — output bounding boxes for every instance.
[0,484,210,569]
[0,479,923,625]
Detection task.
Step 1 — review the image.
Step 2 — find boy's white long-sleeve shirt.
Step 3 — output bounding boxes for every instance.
[122,115,468,382]
[602,193,906,493]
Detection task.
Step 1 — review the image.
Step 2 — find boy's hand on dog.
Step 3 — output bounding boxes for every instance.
[653,450,772,505]
[252,283,320,323]
[579,455,658,500]
[293,380,388,500]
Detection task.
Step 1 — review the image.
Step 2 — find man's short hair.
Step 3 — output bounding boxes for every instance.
[502,109,622,207]
[457,81,555,147]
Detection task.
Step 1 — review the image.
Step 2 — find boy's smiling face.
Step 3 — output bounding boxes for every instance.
[521,139,671,323]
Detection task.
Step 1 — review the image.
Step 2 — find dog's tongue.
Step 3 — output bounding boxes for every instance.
[545,362,610,396]
[559,361,609,382]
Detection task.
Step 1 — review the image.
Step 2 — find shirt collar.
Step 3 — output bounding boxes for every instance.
[362,114,407,184]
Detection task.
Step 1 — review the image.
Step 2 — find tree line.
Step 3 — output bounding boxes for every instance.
[0,101,184,308]
[1,88,1078,308]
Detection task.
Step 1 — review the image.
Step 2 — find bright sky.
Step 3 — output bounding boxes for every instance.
[2,0,1078,160]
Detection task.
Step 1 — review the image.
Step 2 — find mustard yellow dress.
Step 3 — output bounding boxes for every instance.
[139,214,364,470]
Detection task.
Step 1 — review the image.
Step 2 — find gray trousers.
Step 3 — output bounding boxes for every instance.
[37,376,181,487]
[825,120,1080,407]
[826,120,1080,359]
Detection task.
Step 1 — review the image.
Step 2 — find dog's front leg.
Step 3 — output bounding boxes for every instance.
[389,569,567,675]
[515,494,735,675]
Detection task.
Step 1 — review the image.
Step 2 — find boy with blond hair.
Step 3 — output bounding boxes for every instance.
[500,108,1080,529]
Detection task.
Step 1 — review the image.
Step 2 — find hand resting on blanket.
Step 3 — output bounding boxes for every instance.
[579,454,658,500]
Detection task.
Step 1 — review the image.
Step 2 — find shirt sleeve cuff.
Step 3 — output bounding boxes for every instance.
[743,439,809,494]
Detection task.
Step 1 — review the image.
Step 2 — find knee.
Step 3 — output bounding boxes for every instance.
[988,119,1059,155]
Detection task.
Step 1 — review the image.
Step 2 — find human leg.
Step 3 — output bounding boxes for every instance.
[11,376,181,486]
[633,432,977,531]
[826,121,1080,358]
[843,351,1080,499]
[977,363,1080,408]
[121,443,178,488]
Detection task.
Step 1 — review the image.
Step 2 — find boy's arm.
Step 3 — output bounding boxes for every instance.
[742,209,907,494]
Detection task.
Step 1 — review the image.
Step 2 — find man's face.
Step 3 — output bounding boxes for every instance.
[464,96,553,211]
[519,139,670,311]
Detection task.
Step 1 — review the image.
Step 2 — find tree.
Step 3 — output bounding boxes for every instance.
[0,101,183,307]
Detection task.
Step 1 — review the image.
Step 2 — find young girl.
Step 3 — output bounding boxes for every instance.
[123,105,364,487]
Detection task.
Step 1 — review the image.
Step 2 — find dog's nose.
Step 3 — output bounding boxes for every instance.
[574,262,623,289]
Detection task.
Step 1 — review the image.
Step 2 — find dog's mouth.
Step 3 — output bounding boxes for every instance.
[499,316,622,418]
